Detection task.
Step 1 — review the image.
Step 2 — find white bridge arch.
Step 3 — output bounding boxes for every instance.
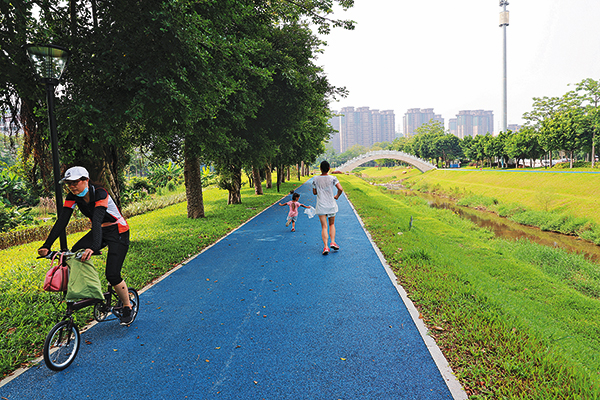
[336,150,437,173]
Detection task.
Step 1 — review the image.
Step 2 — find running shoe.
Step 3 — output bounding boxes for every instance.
[322,248,329,255]
[119,306,133,326]
[330,243,340,251]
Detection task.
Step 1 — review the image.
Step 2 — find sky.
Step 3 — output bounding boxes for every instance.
[316,0,600,134]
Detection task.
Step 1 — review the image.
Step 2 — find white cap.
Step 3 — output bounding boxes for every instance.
[60,166,89,183]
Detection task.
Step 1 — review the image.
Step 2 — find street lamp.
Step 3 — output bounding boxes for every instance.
[499,1,509,134]
[25,44,71,250]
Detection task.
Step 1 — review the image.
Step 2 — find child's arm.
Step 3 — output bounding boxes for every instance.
[300,203,310,209]
[279,202,287,206]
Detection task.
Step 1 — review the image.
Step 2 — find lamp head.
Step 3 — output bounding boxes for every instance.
[25,44,71,85]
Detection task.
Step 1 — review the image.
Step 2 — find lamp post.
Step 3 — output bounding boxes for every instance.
[25,44,71,250]
[499,1,509,134]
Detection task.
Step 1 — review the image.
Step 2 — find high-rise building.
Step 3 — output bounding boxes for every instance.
[507,124,521,133]
[328,107,395,153]
[448,118,457,136]
[403,108,444,137]
[455,110,494,139]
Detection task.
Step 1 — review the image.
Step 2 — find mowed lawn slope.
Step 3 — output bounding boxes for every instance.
[405,169,600,223]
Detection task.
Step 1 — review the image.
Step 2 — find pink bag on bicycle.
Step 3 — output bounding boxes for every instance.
[43,252,69,292]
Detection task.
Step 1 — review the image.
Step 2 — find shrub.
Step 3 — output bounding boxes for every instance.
[200,166,218,188]
[148,161,183,187]
[128,177,156,194]
[121,188,149,206]
[457,194,497,209]
[0,205,36,233]
[0,168,37,207]
[0,218,90,249]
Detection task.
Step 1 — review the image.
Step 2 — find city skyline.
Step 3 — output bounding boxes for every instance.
[329,107,395,153]
[317,0,600,134]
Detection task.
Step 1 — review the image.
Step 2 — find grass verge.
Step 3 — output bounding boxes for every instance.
[340,173,600,399]
[403,169,600,223]
[401,168,600,245]
[0,180,305,378]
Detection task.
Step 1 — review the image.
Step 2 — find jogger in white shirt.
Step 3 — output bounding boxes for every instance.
[312,161,344,255]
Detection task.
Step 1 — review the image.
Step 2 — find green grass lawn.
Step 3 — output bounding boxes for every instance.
[0,180,306,378]
[351,165,422,181]
[339,173,600,399]
[403,169,600,224]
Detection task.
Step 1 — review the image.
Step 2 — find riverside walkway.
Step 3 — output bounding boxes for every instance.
[1,179,465,400]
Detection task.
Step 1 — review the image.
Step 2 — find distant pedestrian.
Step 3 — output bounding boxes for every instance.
[312,161,344,255]
[279,192,310,232]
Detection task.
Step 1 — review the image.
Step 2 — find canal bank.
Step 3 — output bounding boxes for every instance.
[390,188,600,264]
[403,168,600,228]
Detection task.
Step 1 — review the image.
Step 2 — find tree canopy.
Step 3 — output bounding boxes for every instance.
[1,0,355,213]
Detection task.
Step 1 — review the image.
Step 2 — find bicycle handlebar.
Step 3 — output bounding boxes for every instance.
[37,250,102,260]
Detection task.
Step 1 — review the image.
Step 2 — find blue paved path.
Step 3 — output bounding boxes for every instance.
[1,180,463,400]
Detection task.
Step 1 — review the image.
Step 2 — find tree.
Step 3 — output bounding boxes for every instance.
[486,131,511,168]
[524,92,581,166]
[0,1,54,197]
[574,78,600,167]
[2,0,356,214]
[467,134,493,167]
[505,128,541,167]
[541,109,589,168]
[460,135,474,163]
[413,120,444,162]
[435,134,462,167]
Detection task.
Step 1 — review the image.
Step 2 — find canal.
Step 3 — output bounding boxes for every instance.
[385,186,600,264]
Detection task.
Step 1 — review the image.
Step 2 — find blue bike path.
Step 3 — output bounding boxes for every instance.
[1,180,465,400]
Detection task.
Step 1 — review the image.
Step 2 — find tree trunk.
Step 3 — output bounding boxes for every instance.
[297,163,301,181]
[184,146,205,218]
[228,165,242,204]
[276,165,282,192]
[98,150,121,209]
[252,165,263,195]
[265,164,272,189]
[592,130,596,168]
[570,150,574,168]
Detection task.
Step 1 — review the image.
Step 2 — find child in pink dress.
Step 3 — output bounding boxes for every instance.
[279,192,310,232]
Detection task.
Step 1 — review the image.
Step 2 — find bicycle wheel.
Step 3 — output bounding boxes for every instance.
[43,320,80,371]
[128,288,139,323]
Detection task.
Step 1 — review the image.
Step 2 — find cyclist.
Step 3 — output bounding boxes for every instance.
[38,166,133,325]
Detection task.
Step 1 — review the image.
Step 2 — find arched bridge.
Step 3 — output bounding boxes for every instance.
[336,150,437,173]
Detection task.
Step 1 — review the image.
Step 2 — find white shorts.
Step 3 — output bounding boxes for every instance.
[318,213,336,218]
